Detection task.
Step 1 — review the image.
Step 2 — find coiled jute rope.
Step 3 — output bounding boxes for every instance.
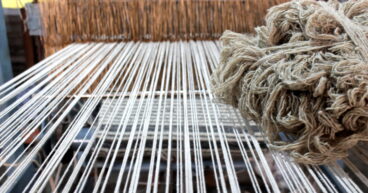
[212,0,368,165]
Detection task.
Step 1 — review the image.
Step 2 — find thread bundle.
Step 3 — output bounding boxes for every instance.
[39,0,288,56]
[212,0,368,165]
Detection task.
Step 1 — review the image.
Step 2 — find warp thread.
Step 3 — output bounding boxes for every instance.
[211,0,368,165]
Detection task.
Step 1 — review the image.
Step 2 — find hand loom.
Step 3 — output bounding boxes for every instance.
[0,0,368,192]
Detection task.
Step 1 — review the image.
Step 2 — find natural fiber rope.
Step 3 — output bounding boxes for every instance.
[211,0,368,165]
